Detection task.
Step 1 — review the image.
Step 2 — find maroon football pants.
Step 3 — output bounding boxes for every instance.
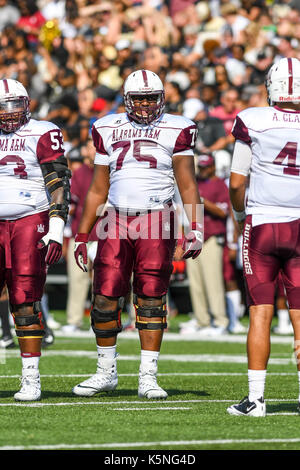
[93,207,177,298]
[243,215,300,309]
[0,211,48,305]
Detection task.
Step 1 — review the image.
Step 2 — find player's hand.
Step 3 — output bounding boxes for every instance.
[182,223,203,260]
[37,217,64,265]
[74,233,89,272]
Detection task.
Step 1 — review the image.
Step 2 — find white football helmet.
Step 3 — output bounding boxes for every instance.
[266,57,300,106]
[0,79,30,133]
[124,69,165,124]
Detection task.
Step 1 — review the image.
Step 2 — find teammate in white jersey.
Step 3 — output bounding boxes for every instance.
[0,79,70,401]
[227,57,300,416]
[73,69,203,399]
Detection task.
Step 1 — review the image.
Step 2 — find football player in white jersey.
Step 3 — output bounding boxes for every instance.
[0,79,70,401]
[227,57,300,416]
[73,69,203,399]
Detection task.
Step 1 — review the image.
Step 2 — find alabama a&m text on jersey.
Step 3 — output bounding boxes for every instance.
[0,119,64,219]
[92,112,197,211]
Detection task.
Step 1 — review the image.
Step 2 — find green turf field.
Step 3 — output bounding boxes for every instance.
[0,312,300,451]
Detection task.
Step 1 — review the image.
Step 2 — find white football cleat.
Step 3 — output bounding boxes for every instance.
[72,360,118,397]
[138,367,168,399]
[14,371,41,401]
[273,324,294,335]
[178,317,199,329]
[227,396,266,417]
[0,335,15,349]
[46,315,61,330]
[60,324,82,334]
[229,321,248,334]
[196,326,228,337]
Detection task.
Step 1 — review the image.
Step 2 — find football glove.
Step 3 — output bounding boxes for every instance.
[74,233,89,272]
[37,216,64,265]
[182,222,203,260]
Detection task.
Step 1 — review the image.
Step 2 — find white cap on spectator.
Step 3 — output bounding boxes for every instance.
[115,39,131,51]
[183,98,205,120]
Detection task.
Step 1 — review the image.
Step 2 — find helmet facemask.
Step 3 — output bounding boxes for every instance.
[0,96,30,133]
[125,91,165,124]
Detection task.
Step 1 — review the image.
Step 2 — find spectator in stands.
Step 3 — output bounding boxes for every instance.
[209,88,242,153]
[185,96,232,175]
[16,0,46,49]
[164,80,184,115]
[46,93,90,148]
[214,64,233,98]
[0,0,20,32]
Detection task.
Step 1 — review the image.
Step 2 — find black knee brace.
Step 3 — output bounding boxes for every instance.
[133,295,167,331]
[91,298,123,338]
[13,302,45,338]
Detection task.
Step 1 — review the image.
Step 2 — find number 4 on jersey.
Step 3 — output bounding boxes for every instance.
[273,142,299,175]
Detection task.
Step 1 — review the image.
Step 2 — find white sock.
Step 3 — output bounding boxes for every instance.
[248,369,267,402]
[21,354,40,374]
[140,350,160,372]
[277,309,290,327]
[97,345,116,359]
[96,345,117,369]
[226,290,241,329]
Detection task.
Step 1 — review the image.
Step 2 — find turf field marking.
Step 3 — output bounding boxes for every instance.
[54,330,294,344]
[1,330,295,344]
[1,350,294,365]
[0,372,298,379]
[2,437,300,450]
[112,407,191,410]
[0,398,297,407]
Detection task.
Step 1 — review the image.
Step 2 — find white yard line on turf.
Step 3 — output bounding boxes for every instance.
[0,372,298,378]
[2,437,300,450]
[52,330,294,344]
[0,329,295,344]
[0,398,297,407]
[112,407,191,410]
[0,351,295,365]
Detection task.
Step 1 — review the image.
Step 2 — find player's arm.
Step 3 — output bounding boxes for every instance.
[229,139,252,232]
[173,154,203,259]
[38,154,71,264]
[173,154,202,222]
[36,127,71,264]
[74,164,110,272]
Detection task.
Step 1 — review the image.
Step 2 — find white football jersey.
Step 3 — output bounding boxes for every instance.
[92,112,197,210]
[0,119,65,219]
[232,106,300,220]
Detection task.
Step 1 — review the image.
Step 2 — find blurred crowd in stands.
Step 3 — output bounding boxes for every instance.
[0,0,297,336]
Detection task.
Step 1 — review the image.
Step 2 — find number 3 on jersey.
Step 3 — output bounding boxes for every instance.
[0,155,27,178]
[273,142,299,175]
